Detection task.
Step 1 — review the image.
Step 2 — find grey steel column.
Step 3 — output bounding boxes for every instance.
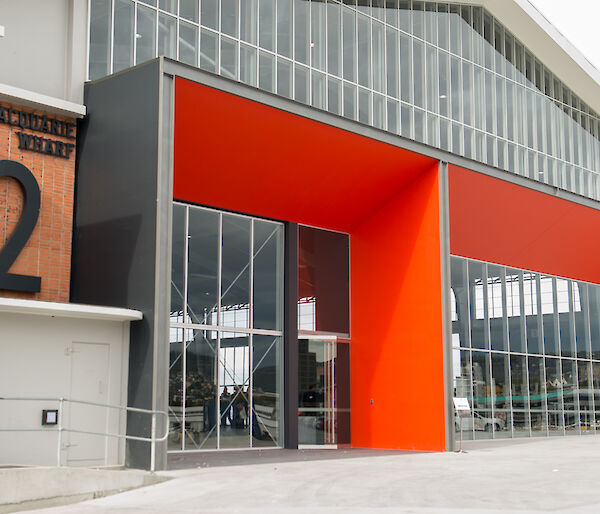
[284,222,299,449]
[438,160,456,452]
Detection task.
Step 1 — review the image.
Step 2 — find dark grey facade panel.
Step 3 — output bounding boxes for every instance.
[73,60,162,469]
[284,222,299,449]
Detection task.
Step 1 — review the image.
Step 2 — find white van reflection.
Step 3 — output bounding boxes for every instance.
[455,411,506,432]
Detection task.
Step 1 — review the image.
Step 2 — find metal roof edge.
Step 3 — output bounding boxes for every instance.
[0,297,142,322]
[0,83,86,118]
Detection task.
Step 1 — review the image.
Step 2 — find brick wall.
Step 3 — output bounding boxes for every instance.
[0,101,76,302]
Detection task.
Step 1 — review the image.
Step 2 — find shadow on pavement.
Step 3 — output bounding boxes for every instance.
[167,448,413,470]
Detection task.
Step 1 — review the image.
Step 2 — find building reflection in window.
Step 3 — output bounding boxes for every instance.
[451,255,600,440]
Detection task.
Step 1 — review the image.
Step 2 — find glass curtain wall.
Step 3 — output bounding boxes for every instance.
[451,255,600,440]
[169,202,284,450]
[90,0,600,200]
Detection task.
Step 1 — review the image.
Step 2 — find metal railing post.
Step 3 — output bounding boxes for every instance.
[57,397,64,467]
[1,396,168,470]
[150,412,156,473]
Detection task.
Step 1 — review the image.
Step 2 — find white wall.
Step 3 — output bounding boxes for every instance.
[0,0,88,103]
[0,313,130,467]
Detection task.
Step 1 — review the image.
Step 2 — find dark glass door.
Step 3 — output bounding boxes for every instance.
[298,338,337,446]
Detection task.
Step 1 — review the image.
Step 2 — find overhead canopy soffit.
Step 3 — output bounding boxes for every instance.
[173,78,438,232]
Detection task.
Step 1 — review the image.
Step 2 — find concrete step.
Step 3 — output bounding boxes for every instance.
[0,466,168,513]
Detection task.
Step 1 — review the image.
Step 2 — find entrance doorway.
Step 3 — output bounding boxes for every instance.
[169,203,284,451]
[298,337,338,448]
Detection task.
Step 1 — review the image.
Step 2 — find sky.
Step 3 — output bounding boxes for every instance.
[528,0,600,71]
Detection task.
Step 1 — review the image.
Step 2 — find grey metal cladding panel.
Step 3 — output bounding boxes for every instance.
[72,62,162,469]
[73,60,161,313]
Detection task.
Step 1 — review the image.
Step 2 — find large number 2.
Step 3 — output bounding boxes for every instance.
[0,160,41,293]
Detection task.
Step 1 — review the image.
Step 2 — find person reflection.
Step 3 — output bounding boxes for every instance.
[220,387,232,428]
[202,380,216,432]
[233,386,248,429]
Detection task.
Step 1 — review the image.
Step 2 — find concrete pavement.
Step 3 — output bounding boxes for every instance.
[23,436,600,513]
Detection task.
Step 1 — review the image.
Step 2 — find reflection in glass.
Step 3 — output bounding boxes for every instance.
[260,51,276,93]
[136,5,156,65]
[253,220,283,331]
[454,350,473,440]
[221,0,239,38]
[578,361,594,433]
[469,261,487,350]
[488,265,506,351]
[541,276,559,356]
[240,44,258,87]
[220,37,238,80]
[528,356,547,436]
[546,357,564,435]
[277,0,292,58]
[574,283,589,358]
[562,360,579,433]
[491,353,511,438]
[187,208,219,325]
[200,28,218,73]
[171,204,284,451]
[558,279,575,358]
[277,57,293,98]
[472,351,493,439]
[168,328,184,451]
[158,13,177,59]
[336,342,351,445]
[342,6,356,82]
[170,204,185,323]
[294,0,309,65]
[357,14,371,88]
[220,215,251,328]
[113,0,134,73]
[253,335,282,446]
[89,0,111,80]
[185,330,218,450]
[451,258,469,349]
[298,226,349,335]
[180,0,198,23]
[589,286,600,359]
[524,273,542,355]
[594,363,600,430]
[311,0,326,72]
[241,0,257,44]
[219,333,250,448]
[451,255,600,441]
[201,0,218,30]
[510,355,529,437]
[298,339,337,445]
[179,21,198,66]
[506,270,523,353]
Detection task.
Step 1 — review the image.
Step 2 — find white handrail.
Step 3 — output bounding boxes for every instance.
[0,396,169,471]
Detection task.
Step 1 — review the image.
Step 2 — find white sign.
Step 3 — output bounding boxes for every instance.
[453,397,471,414]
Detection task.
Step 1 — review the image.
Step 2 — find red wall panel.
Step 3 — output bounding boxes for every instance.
[174,78,434,232]
[351,165,446,451]
[449,165,600,284]
[174,77,447,451]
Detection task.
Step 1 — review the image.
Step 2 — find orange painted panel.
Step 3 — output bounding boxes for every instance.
[174,77,434,232]
[174,77,447,451]
[449,165,600,284]
[351,165,446,451]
